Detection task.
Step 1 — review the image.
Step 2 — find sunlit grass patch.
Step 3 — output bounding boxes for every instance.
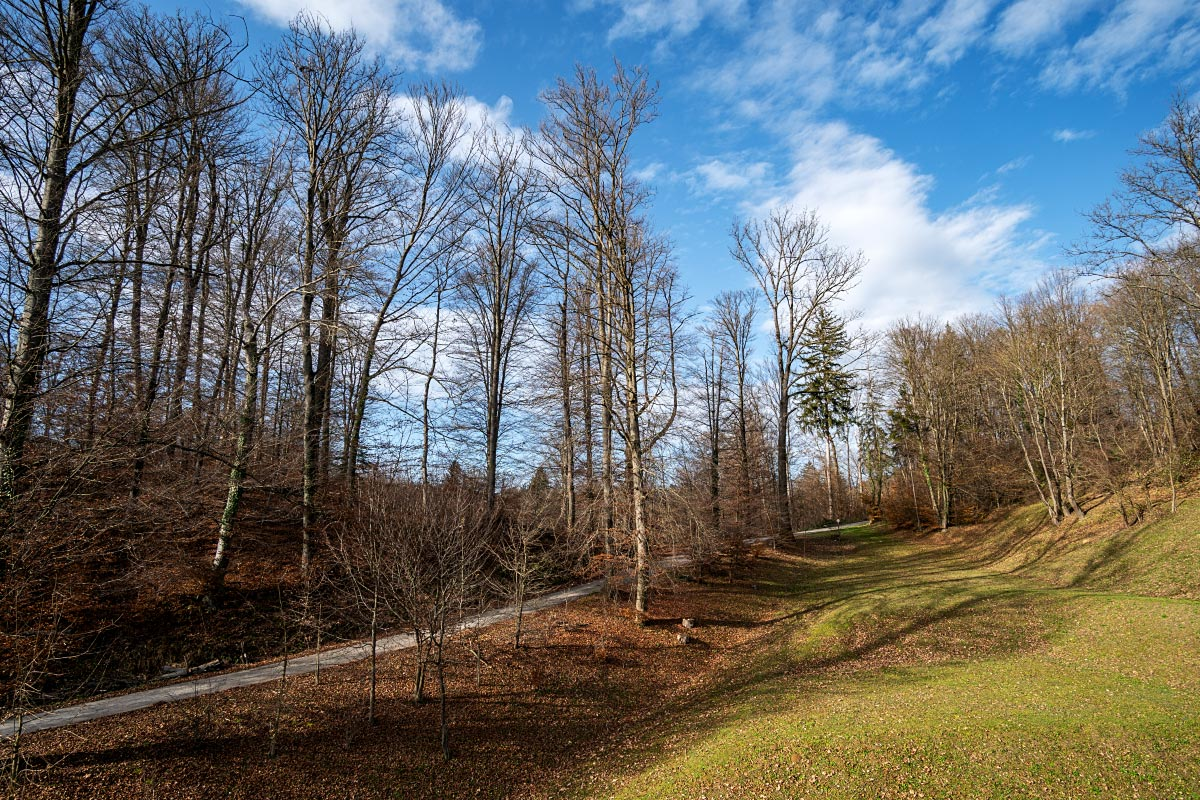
[593,506,1200,800]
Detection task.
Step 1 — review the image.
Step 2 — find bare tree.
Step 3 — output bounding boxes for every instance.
[257,13,400,571]
[342,82,472,487]
[1100,268,1193,513]
[731,209,862,535]
[534,62,659,590]
[1079,95,1200,288]
[492,484,557,649]
[698,323,726,539]
[532,208,586,536]
[0,0,238,501]
[385,482,486,759]
[712,290,757,525]
[610,224,685,615]
[210,147,295,589]
[420,270,449,504]
[994,274,1100,523]
[886,318,966,531]
[456,126,542,509]
[328,479,395,726]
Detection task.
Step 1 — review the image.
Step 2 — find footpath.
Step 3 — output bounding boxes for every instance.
[0,578,607,738]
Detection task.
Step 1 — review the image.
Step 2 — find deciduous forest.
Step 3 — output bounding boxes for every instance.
[3,1,1200,795]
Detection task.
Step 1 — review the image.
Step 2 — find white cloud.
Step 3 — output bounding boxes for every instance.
[589,0,748,41]
[694,1,996,114]
[454,95,517,158]
[750,120,1044,329]
[992,0,1100,55]
[237,0,482,72]
[694,158,771,193]
[1051,127,1096,142]
[996,155,1032,173]
[391,92,512,134]
[1039,0,1200,93]
[918,0,998,66]
[693,4,839,111]
[390,92,513,161]
[459,95,514,131]
[685,0,1200,116]
[852,50,923,90]
[633,161,668,183]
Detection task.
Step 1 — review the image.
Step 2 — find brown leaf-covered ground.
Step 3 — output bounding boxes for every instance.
[7,546,798,800]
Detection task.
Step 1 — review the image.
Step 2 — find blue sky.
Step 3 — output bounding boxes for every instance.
[154,0,1200,328]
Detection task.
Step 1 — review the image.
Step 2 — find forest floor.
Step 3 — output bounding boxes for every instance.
[6,502,1200,799]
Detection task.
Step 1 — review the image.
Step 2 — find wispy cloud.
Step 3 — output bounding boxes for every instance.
[996,155,1032,173]
[991,0,1101,56]
[676,0,1200,116]
[1038,0,1200,93]
[236,0,483,72]
[918,0,999,66]
[1052,128,1096,142]
[694,158,771,193]
[633,161,668,183]
[584,0,747,42]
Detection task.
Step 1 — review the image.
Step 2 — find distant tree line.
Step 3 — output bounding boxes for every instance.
[871,95,1200,531]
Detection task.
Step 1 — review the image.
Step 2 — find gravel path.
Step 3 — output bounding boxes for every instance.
[0,578,607,738]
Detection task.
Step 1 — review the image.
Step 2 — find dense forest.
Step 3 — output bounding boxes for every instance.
[3,0,1200,736]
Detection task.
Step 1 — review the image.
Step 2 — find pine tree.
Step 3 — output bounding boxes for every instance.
[795,307,856,520]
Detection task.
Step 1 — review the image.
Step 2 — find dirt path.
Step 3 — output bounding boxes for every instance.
[0,578,606,738]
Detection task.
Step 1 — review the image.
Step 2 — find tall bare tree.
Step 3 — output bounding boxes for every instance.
[532,209,584,533]
[210,147,293,589]
[731,209,861,535]
[994,274,1099,523]
[258,13,399,570]
[886,319,966,531]
[342,82,472,487]
[713,290,757,517]
[457,126,542,509]
[698,323,727,537]
[0,0,238,500]
[534,62,659,586]
[610,224,684,614]
[1101,268,1193,513]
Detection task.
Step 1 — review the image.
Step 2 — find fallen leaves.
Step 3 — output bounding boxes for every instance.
[10,559,784,800]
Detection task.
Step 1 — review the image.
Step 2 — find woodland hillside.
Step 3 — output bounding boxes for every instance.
[4,0,1200,764]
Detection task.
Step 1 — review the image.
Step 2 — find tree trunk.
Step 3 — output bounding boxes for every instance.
[775,383,792,535]
[211,331,261,589]
[0,0,96,500]
[420,284,444,506]
[368,592,378,725]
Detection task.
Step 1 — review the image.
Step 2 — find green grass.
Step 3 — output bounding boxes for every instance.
[584,505,1200,799]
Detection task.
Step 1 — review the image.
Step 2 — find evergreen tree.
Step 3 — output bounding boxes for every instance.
[795,307,856,519]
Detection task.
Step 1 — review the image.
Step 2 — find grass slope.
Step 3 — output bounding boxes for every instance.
[590,510,1200,799]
